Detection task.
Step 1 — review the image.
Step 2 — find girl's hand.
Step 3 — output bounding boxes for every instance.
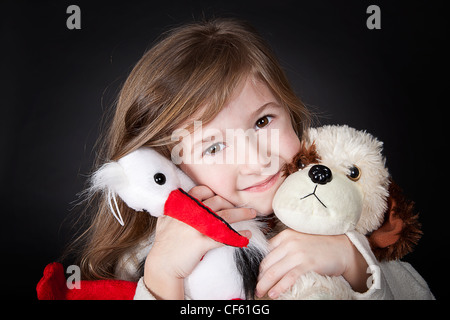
[256,229,369,299]
[143,185,255,299]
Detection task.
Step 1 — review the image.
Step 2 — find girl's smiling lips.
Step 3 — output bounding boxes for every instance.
[241,170,281,193]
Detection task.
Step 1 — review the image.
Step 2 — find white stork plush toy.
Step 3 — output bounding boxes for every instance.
[89,148,268,300]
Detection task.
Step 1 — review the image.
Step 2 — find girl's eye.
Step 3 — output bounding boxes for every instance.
[204,142,226,156]
[255,115,273,130]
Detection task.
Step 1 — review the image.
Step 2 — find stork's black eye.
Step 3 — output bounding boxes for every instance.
[347,166,361,181]
[154,173,166,185]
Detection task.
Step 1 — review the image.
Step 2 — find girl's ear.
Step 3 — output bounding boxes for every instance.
[368,179,422,261]
[90,162,128,226]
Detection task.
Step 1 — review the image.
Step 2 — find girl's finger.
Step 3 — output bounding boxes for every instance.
[256,257,292,298]
[267,228,296,250]
[237,229,252,239]
[216,207,256,224]
[188,185,215,201]
[265,266,306,299]
[256,259,293,298]
[258,246,286,281]
[257,246,288,292]
[202,195,234,212]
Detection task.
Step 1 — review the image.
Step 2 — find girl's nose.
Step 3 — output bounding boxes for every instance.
[233,129,276,175]
[238,147,275,176]
[239,160,272,175]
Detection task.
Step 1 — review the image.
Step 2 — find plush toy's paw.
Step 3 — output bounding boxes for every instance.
[278,272,354,300]
[297,290,337,300]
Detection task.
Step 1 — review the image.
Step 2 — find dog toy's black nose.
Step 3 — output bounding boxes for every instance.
[308,165,332,185]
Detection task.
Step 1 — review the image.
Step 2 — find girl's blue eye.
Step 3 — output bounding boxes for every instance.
[204,142,226,156]
[255,115,273,130]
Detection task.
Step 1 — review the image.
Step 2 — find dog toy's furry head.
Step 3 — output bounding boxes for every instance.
[273,125,389,235]
[273,125,421,261]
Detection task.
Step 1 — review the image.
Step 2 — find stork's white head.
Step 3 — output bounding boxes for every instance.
[90,148,195,225]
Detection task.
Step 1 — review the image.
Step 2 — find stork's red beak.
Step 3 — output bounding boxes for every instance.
[164,188,249,248]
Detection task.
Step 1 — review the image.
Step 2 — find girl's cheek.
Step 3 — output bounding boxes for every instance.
[188,165,235,196]
[212,174,237,197]
[277,127,301,160]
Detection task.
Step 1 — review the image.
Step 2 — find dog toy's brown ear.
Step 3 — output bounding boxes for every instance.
[368,180,422,262]
[282,141,320,176]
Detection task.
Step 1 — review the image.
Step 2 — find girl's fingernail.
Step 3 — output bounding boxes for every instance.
[268,290,277,299]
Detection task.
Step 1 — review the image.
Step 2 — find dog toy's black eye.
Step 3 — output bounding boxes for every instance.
[347,166,361,181]
[296,159,306,170]
[154,173,166,185]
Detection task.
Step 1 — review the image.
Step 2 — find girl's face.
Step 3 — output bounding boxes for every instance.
[177,77,301,215]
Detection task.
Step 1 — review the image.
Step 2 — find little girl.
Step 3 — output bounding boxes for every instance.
[74,18,433,299]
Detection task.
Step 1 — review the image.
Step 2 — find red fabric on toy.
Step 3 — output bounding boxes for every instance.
[165,188,249,248]
[37,262,137,300]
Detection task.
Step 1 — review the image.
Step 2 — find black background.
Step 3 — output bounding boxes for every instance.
[2,0,447,300]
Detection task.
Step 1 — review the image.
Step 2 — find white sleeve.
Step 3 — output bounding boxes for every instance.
[133,277,157,300]
[345,230,434,300]
[345,231,393,299]
[377,260,435,300]
[133,277,192,300]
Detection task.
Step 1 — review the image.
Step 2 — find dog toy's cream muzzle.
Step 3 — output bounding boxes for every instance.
[273,166,363,235]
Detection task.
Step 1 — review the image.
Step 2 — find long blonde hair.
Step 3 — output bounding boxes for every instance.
[72,18,311,280]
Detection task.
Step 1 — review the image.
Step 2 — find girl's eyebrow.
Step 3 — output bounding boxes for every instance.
[250,101,279,118]
[191,102,279,147]
[193,136,218,147]
[192,130,223,148]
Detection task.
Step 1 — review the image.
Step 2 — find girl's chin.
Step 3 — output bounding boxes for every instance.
[232,198,272,216]
[235,192,277,216]
[248,202,274,216]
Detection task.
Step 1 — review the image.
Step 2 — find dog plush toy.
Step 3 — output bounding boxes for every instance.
[271,125,421,299]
